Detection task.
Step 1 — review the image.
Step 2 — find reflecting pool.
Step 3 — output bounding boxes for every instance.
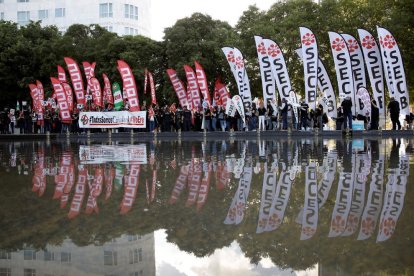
[0,137,413,276]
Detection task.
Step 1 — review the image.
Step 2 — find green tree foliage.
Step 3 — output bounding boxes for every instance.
[0,0,412,109]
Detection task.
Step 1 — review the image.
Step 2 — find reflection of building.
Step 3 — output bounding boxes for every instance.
[0,233,155,276]
[0,0,151,37]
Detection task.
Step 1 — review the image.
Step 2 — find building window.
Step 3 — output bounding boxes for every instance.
[128,248,142,264]
[0,268,11,276]
[124,4,138,20]
[0,0,4,4]
[0,12,3,20]
[99,3,113,18]
[0,250,11,260]
[23,250,36,261]
[61,252,71,263]
[38,9,48,20]
[124,27,138,36]
[17,11,30,26]
[127,235,138,241]
[17,0,29,2]
[23,269,35,276]
[129,271,143,276]
[43,251,54,261]
[104,251,118,266]
[55,8,65,18]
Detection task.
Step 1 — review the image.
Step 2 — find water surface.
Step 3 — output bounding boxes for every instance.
[0,138,413,275]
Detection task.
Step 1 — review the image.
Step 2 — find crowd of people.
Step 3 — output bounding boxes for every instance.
[0,97,412,134]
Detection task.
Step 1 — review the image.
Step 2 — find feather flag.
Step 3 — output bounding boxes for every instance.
[64,57,85,106]
[254,35,277,108]
[195,61,211,106]
[357,29,386,116]
[117,60,140,111]
[167,69,189,109]
[300,27,318,109]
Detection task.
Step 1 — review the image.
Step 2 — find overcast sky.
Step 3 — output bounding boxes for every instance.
[150,0,274,41]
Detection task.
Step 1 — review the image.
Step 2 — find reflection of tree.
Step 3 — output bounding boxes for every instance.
[0,139,414,275]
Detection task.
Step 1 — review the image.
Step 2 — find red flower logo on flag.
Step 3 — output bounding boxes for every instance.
[331,215,346,233]
[268,213,282,228]
[380,34,396,49]
[302,33,315,46]
[267,44,281,57]
[331,37,345,52]
[302,226,316,236]
[361,217,375,236]
[345,213,359,232]
[346,38,359,53]
[381,217,396,237]
[227,51,235,63]
[257,42,266,55]
[361,35,376,49]
[235,56,244,69]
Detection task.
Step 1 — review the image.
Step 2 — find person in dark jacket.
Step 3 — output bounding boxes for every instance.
[369,99,380,130]
[387,97,401,130]
[341,96,353,130]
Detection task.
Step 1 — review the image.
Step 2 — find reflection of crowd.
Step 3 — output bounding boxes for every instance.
[2,97,414,134]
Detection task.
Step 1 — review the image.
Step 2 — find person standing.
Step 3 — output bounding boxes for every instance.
[369,99,380,130]
[300,100,309,130]
[341,96,353,130]
[280,98,289,130]
[388,97,401,130]
[257,102,266,131]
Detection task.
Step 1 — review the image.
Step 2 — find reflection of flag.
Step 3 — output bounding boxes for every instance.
[85,167,103,214]
[358,156,384,240]
[54,153,72,199]
[265,171,292,232]
[169,165,189,204]
[377,156,408,242]
[186,162,202,207]
[256,167,277,233]
[32,150,46,197]
[120,165,140,214]
[68,168,88,219]
[328,172,354,237]
[224,164,252,225]
[105,166,115,201]
[300,162,318,240]
[197,167,210,211]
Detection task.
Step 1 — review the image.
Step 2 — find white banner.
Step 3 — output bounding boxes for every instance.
[222,47,252,110]
[296,49,337,118]
[79,111,146,128]
[254,36,277,108]
[357,29,386,116]
[263,38,292,102]
[342,33,367,115]
[329,32,356,115]
[356,87,372,117]
[377,27,410,115]
[300,27,318,108]
[232,95,245,124]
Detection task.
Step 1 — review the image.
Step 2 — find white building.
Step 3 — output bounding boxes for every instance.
[0,233,156,276]
[0,0,151,37]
